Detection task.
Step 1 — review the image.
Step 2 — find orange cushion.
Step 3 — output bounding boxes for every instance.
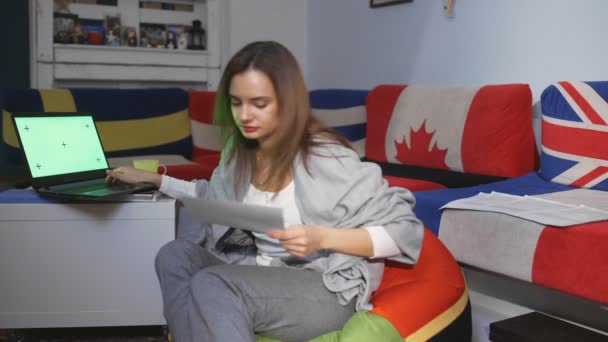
[371,228,467,339]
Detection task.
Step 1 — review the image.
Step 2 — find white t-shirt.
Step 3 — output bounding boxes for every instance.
[244,181,298,265]
[160,175,401,266]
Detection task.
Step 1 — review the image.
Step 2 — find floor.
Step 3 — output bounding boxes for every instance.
[468,290,608,342]
[0,327,167,342]
[2,304,497,342]
[469,290,534,342]
[3,288,604,341]
[0,292,519,342]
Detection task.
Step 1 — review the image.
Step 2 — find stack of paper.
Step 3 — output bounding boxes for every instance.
[441,192,608,227]
[179,197,285,233]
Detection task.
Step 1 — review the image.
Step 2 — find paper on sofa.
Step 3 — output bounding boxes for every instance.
[441,191,608,227]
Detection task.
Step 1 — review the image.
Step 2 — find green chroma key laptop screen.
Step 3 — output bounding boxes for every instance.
[14,116,109,178]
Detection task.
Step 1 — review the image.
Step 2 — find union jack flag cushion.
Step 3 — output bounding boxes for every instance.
[540,81,608,190]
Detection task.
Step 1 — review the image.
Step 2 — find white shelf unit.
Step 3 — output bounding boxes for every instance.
[30,0,220,89]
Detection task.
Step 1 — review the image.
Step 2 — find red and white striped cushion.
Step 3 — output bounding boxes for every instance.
[189,91,221,160]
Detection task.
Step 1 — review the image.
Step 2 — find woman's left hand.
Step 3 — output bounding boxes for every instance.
[268,225,326,257]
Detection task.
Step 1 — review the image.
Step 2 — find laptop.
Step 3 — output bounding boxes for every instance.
[12,113,155,199]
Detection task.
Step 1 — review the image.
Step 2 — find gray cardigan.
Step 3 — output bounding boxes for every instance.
[193,142,423,311]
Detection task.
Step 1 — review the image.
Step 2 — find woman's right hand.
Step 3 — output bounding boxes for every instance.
[106,166,162,188]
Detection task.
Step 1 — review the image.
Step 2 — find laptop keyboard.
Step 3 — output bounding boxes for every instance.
[61,182,136,195]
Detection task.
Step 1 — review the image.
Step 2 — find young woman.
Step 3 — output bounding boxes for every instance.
[106,41,423,342]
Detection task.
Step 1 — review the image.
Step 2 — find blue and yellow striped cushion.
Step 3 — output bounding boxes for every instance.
[1,88,192,165]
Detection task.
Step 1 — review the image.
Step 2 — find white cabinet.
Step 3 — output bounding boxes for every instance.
[30,0,221,90]
[0,197,176,328]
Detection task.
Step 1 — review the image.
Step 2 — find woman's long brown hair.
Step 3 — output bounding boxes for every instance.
[214,41,352,193]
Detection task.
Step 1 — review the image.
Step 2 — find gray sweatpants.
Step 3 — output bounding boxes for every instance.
[155,239,356,342]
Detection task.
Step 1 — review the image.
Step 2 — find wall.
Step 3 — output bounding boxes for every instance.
[307,0,608,100]
[225,0,308,77]
[1,0,30,88]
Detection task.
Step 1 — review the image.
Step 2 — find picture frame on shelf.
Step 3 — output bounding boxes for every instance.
[122,26,138,47]
[96,0,118,5]
[140,1,163,9]
[139,22,166,48]
[105,15,121,46]
[166,24,187,49]
[177,31,189,50]
[174,3,194,12]
[53,12,78,44]
[370,0,413,8]
[80,18,105,45]
[72,20,86,44]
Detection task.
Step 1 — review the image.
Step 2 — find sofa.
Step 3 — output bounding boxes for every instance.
[1,84,537,189]
[411,80,608,333]
[355,80,606,333]
[0,88,370,185]
[0,87,470,341]
[5,81,604,337]
[172,84,540,193]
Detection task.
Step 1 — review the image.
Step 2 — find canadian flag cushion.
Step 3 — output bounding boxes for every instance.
[366,84,538,178]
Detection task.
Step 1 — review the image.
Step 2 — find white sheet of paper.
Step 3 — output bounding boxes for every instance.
[441,191,608,227]
[179,197,285,233]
